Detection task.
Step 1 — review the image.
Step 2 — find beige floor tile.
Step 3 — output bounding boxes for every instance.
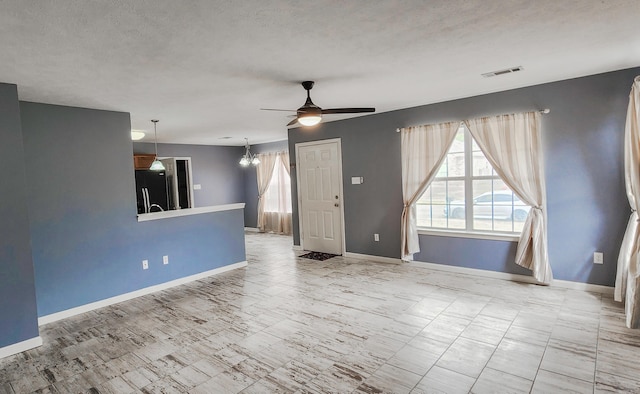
[418,314,471,345]
[486,338,545,381]
[595,370,640,393]
[388,344,442,376]
[0,232,635,394]
[532,369,593,394]
[413,366,476,394]
[540,339,596,383]
[460,321,507,346]
[479,302,520,321]
[435,337,496,378]
[191,369,254,394]
[356,363,422,394]
[595,338,640,381]
[503,324,550,347]
[471,367,532,394]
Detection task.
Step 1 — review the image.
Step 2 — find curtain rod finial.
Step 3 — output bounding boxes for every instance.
[540,108,550,114]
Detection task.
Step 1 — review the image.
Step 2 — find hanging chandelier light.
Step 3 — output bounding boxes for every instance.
[149,120,165,171]
[239,138,260,167]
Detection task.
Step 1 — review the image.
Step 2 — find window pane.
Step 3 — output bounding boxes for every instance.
[418,180,464,229]
[472,149,494,177]
[435,129,465,178]
[435,158,448,178]
[472,179,494,231]
[447,152,465,177]
[416,186,433,227]
[472,178,529,233]
[450,129,465,153]
[443,180,465,229]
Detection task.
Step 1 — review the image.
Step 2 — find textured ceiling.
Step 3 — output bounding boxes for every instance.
[0,1,638,145]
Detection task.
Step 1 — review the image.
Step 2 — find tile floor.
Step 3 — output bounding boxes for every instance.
[1,232,640,393]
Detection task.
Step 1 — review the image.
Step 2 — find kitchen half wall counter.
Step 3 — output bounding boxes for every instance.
[137,203,245,222]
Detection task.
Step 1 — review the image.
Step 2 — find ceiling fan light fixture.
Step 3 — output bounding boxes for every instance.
[261,81,376,127]
[298,114,322,126]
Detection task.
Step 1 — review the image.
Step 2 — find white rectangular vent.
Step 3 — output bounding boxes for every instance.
[482,66,523,78]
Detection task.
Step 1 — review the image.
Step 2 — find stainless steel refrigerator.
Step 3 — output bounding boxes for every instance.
[135,170,169,214]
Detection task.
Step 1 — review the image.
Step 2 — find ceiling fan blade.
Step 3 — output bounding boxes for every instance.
[321,108,376,114]
[260,108,296,112]
[287,118,299,127]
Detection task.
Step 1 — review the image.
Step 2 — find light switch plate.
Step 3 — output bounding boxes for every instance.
[193,184,202,190]
[594,252,603,264]
[351,176,363,185]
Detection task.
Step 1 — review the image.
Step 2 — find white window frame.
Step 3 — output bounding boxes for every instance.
[417,125,523,242]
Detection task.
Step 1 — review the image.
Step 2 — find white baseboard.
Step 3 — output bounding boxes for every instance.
[343,252,402,264]
[411,261,614,294]
[553,279,614,294]
[0,336,42,359]
[292,245,303,251]
[38,261,248,326]
[244,227,260,232]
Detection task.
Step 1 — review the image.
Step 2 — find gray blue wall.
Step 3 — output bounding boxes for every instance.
[133,142,245,207]
[20,102,246,317]
[241,140,290,228]
[289,67,640,286]
[0,84,39,347]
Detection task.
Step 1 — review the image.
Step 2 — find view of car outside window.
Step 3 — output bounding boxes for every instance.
[417,128,528,233]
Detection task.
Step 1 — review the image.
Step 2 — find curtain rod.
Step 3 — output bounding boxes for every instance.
[395,108,551,132]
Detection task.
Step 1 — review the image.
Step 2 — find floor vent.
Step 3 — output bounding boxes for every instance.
[481,66,523,78]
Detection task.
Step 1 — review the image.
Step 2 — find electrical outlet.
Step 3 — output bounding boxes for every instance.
[594,252,603,265]
[142,260,149,270]
[374,233,380,242]
[163,255,169,265]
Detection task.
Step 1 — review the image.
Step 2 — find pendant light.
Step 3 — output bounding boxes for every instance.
[239,138,260,167]
[149,119,165,171]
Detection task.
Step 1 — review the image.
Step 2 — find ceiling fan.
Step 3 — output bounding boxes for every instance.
[262,81,375,127]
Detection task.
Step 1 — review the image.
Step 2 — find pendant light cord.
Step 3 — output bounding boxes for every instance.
[152,119,159,158]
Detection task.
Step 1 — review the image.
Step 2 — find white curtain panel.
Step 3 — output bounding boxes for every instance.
[263,212,292,235]
[615,76,640,328]
[281,151,291,176]
[256,152,278,231]
[465,112,552,284]
[262,152,292,235]
[401,122,460,260]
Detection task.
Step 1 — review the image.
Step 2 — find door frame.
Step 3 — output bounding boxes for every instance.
[295,138,346,255]
[158,156,195,209]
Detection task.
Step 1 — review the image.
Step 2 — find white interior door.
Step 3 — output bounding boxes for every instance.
[296,140,344,255]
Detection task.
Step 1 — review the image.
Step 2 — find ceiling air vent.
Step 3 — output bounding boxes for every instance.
[481,66,523,78]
